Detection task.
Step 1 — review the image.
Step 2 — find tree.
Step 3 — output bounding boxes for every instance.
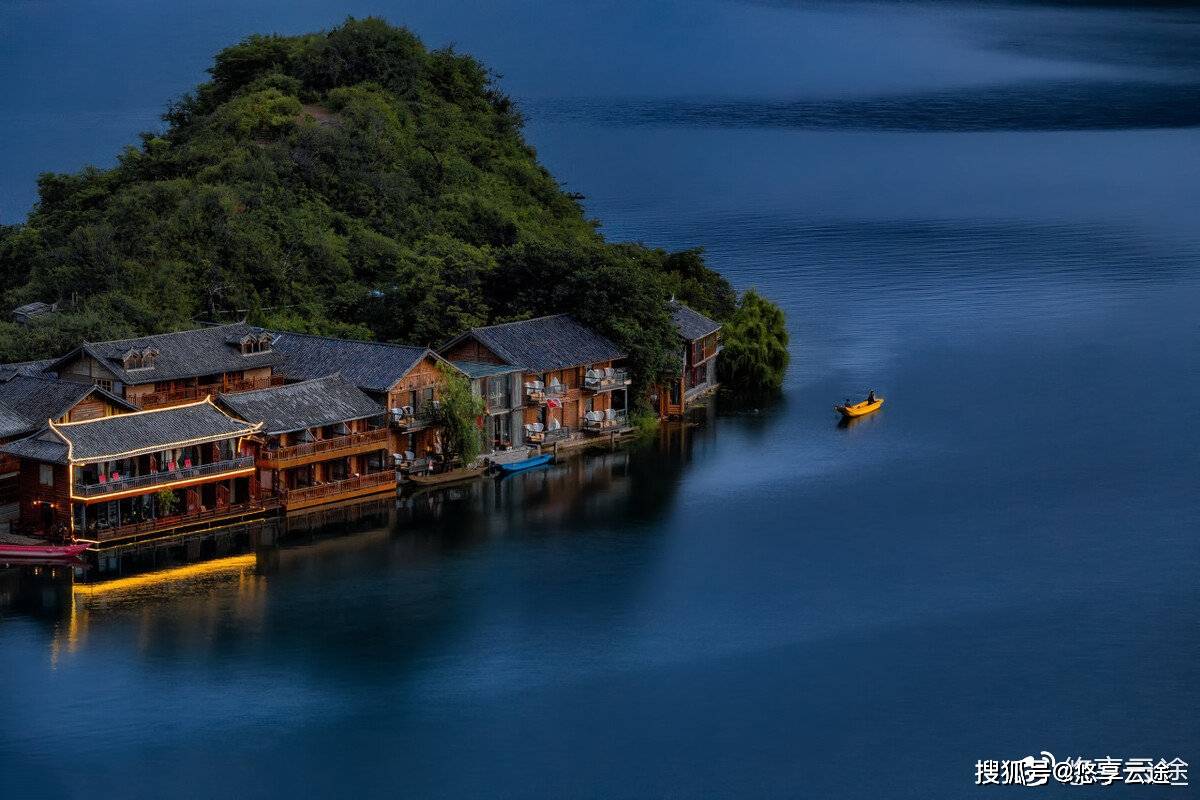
[717,290,790,396]
[0,18,784,405]
[156,488,179,517]
[430,363,485,464]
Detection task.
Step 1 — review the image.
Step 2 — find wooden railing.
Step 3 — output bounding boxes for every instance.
[583,409,629,433]
[264,428,388,463]
[525,383,565,404]
[86,501,261,542]
[390,405,434,429]
[277,471,395,505]
[74,456,254,498]
[137,374,285,409]
[584,368,631,392]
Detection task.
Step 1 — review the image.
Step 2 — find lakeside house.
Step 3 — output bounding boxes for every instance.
[0,303,721,546]
[0,374,137,534]
[46,322,284,409]
[217,374,395,511]
[657,301,722,417]
[0,398,262,544]
[271,331,525,461]
[439,314,631,445]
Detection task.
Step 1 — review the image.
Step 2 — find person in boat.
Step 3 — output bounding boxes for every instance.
[867,389,876,404]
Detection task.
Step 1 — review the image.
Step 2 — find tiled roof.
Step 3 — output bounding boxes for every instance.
[48,399,260,463]
[451,360,523,380]
[0,375,136,439]
[49,322,281,384]
[0,405,33,441]
[669,301,721,341]
[218,374,384,435]
[13,301,54,315]
[1,429,70,464]
[271,332,433,393]
[0,358,55,381]
[445,314,625,374]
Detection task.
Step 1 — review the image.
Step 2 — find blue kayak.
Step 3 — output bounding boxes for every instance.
[496,453,553,474]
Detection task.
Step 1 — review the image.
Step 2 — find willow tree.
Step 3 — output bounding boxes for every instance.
[717,290,790,396]
[432,364,485,464]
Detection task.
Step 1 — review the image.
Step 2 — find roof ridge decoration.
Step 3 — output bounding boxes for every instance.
[471,312,569,332]
[51,395,263,464]
[53,394,217,426]
[44,418,74,463]
[269,329,425,350]
[83,321,252,348]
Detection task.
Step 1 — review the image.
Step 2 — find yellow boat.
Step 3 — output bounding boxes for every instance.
[835,396,884,418]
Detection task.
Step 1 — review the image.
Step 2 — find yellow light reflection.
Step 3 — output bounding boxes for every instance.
[72,553,258,598]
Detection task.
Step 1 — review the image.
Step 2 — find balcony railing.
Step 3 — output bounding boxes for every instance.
[523,424,571,444]
[524,382,565,404]
[87,501,261,542]
[277,471,396,506]
[391,404,435,429]
[137,375,285,409]
[583,408,629,433]
[542,426,571,443]
[584,368,631,392]
[264,428,388,463]
[74,455,255,498]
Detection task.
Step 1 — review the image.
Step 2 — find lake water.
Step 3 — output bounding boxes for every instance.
[1,2,1198,798]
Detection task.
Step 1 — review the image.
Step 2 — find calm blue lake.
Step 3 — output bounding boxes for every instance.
[1,2,1198,797]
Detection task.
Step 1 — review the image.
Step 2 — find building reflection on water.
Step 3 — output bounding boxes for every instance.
[0,406,717,662]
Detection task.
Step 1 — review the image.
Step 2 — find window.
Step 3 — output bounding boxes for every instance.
[94,378,113,393]
[487,376,507,408]
[240,334,272,355]
[39,464,54,487]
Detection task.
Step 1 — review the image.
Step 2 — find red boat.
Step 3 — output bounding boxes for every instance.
[0,543,90,561]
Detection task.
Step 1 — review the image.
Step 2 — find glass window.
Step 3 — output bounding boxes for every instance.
[39,464,53,486]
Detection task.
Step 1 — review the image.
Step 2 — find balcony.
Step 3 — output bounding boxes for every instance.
[583,408,629,433]
[522,423,571,445]
[137,375,285,410]
[524,381,565,405]
[584,368,631,393]
[543,426,571,443]
[74,455,255,499]
[390,404,435,430]
[86,501,262,543]
[277,471,396,508]
[262,428,389,467]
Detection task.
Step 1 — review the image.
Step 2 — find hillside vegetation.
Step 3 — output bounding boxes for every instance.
[0,18,785,398]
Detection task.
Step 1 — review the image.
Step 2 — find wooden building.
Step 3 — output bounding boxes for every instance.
[218,374,395,511]
[440,314,630,445]
[0,398,263,544]
[657,301,722,417]
[0,374,137,533]
[451,360,525,452]
[271,332,523,460]
[46,322,283,410]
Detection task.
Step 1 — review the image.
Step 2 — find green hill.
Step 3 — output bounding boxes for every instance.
[0,18,784,397]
